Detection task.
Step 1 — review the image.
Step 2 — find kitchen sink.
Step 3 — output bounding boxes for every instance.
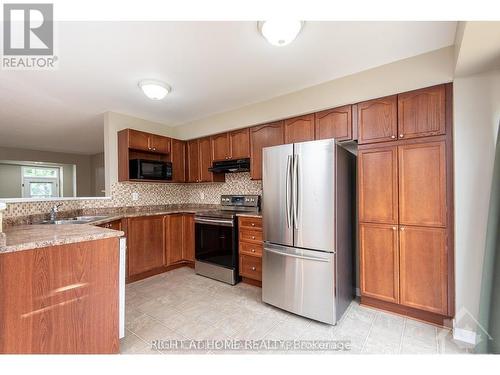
[39,216,111,225]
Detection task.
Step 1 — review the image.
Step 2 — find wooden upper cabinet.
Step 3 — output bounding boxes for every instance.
[398,85,445,140]
[284,114,315,143]
[150,134,170,154]
[399,226,448,315]
[250,121,284,180]
[398,141,446,227]
[183,214,195,262]
[199,137,213,182]
[357,95,398,144]
[360,223,399,303]
[315,105,352,141]
[128,129,150,151]
[170,138,186,182]
[229,128,250,159]
[187,139,200,182]
[127,216,165,276]
[358,146,398,224]
[165,214,184,266]
[211,133,230,161]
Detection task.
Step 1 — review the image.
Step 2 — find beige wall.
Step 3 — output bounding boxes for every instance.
[453,69,500,332]
[173,46,455,139]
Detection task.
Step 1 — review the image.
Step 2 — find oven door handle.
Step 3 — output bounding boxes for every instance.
[194,217,234,227]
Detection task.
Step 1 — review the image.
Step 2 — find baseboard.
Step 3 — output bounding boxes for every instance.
[453,325,477,345]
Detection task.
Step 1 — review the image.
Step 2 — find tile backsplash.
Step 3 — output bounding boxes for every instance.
[3,172,262,219]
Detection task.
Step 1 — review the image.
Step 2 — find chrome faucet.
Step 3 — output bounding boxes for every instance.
[49,203,63,221]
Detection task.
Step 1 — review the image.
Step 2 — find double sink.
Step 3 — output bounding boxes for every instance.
[40,216,111,225]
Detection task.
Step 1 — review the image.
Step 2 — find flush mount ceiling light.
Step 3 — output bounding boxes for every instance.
[258,20,304,46]
[138,80,171,100]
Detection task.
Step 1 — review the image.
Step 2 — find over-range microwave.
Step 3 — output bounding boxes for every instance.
[129,159,172,181]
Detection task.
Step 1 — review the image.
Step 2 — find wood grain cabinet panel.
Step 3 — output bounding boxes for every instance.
[250,121,284,180]
[357,95,397,144]
[211,133,230,161]
[398,141,446,227]
[127,216,165,276]
[358,146,398,224]
[314,105,352,141]
[128,129,151,151]
[150,134,170,154]
[170,138,186,182]
[187,139,200,182]
[359,223,399,303]
[229,128,250,159]
[399,226,448,315]
[284,114,315,143]
[165,214,184,265]
[183,214,195,262]
[398,85,445,139]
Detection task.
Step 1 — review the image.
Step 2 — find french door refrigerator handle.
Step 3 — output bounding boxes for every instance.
[293,154,300,229]
[265,247,331,262]
[285,155,293,228]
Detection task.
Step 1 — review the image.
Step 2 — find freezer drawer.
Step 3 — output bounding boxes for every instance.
[262,243,336,324]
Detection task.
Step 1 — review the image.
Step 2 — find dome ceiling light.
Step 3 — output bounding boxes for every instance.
[258,20,304,47]
[138,80,171,100]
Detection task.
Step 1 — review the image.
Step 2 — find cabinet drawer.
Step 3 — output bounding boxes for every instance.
[239,216,262,230]
[239,254,262,281]
[239,229,262,243]
[239,241,263,257]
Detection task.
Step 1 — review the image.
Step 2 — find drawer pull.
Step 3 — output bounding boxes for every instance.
[251,223,255,226]
[252,236,255,239]
[251,267,256,271]
[251,249,255,253]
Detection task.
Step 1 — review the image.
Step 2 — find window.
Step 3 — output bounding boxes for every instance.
[22,166,60,198]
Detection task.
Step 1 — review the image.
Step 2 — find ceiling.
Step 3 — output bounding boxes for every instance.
[0,21,457,154]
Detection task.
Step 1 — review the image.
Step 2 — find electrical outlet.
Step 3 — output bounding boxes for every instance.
[132,192,139,201]
[200,192,205,200]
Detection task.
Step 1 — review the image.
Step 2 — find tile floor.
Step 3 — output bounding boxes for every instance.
[121,267,470,355]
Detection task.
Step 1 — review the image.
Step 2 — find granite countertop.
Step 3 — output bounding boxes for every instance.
[0,224,124,254]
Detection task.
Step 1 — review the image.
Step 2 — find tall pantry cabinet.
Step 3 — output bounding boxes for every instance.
[358,83,454,325]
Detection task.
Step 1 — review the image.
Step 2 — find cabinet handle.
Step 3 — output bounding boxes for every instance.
[399,134,404,138]
[251,267,256,271]
[392,226,397,230]
[153,147,156,151]
[251,223,255,227]
[252,236,256,239]
[400,227,405,231]
[251,249,255,253]
[391,135,396,139]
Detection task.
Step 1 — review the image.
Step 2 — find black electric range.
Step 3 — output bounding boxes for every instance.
[194,195,260,285]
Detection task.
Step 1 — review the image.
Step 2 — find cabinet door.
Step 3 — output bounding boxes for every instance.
[211,133,230,161]
[399,226,448,315]
[199,136,213,182]
[127,216,164,276]
[358,146,398,224]
[399,141,446,227]
[357,95,397,144]
[150,135,170,154]
[250,121,284,180]
[170,139,186,182]
[398,85,445,140]
[229,128,250,159]
[183,214,195,262]
[314,105,352,141]
[359,223,399,303]
[284,114,315,143]
[128,129,150,151]
[187,139,200,182]
[165,214,184,265]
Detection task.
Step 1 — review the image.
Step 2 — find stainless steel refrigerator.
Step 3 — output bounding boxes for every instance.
[262,139,355,325]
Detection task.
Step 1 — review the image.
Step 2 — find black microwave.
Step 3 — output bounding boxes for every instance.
[129,159,172,180]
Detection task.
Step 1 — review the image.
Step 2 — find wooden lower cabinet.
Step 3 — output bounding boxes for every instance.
[359,223,399,303]
[98,219,122,231]
[183,214,195,262]
[238,216,263,285]
[399,226,448,315]
[127,216,165,277]
[165,214,184,265]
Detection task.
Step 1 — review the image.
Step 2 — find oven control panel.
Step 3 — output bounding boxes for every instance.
[221,195,260,208]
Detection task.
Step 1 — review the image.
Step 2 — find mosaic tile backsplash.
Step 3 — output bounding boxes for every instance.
[3,172,262,219]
